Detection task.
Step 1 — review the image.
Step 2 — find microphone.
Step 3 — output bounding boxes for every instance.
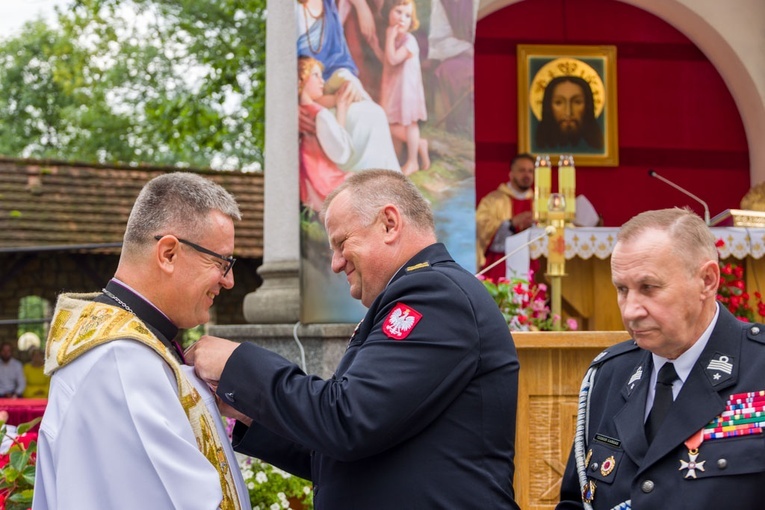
[475,225,556,277]
[648,170,711,225]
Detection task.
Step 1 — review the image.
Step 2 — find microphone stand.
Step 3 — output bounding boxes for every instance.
[476,225,556,278]
[648,170,711,225]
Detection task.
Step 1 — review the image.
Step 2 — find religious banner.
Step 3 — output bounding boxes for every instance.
[297,0,479,323]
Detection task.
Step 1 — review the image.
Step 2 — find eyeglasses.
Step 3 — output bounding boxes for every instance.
[154,235,236,278]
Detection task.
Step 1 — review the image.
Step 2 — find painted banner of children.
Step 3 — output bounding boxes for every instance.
[297,0,478,322]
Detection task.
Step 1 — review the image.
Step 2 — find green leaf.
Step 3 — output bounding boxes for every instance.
[8,488,35,503]
[16,417,42,435]
[9,448,31,473]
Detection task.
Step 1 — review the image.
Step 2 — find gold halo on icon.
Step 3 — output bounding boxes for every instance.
[529,57,606,121]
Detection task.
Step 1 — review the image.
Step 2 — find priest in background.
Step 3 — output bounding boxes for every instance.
[476,153,535,280]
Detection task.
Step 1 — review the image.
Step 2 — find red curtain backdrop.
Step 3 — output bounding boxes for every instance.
[475,0,750,227]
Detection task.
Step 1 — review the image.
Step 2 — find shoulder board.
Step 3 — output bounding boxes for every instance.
[589,339,639,368]
[746,323,765,345]
[406,261,431,272]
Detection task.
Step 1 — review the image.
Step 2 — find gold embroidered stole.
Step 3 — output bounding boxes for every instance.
[46,293,242,510]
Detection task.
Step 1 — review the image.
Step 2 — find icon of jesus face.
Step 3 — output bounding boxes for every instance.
[550,80,586,137]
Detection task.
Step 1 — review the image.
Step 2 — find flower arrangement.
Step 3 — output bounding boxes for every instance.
[222,418,313,510]
[0,417,39,510]
[716,239,765,322]
[478,271,578,331]
[237,455,313,510]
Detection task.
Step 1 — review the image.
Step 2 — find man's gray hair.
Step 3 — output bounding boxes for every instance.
[321,169,435,234]
[617,207,718,269]
[123,172,241,251]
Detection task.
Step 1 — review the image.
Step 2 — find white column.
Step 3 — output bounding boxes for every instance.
[243,0,301,323]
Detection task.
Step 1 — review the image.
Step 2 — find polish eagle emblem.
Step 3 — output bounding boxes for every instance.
[383,303,422,340]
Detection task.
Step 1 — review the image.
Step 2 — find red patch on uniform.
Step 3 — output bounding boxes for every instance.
[382,303,422,340]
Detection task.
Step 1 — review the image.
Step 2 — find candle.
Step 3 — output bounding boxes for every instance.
[558,154,576,222]
[534,155,551,224]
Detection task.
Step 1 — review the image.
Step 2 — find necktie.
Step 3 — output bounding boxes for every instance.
[645,362,678,443]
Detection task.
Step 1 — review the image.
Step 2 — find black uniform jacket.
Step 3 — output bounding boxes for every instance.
[217,243,521,509]
[558,305,765,509]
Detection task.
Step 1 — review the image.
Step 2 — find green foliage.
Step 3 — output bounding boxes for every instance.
[181,324,205,349]
[0,418,41,510]
[0,0,266,169]
[17,296,48,346]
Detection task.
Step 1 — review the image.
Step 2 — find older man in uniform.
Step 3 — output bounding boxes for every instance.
[557,208,765,509]
[189,169,521,509]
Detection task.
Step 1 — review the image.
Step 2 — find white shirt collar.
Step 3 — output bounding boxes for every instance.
[644,303,720,420]
[651,303,720,385]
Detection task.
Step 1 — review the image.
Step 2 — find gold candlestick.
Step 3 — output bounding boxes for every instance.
[546,193,566,330]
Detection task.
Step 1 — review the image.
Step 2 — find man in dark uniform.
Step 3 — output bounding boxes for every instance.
[188,169,521,509]
[557,208,765,509]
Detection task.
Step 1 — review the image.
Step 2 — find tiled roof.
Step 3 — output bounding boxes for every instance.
[0,158,264,258]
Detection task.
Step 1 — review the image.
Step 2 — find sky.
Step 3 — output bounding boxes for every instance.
[0,0,70,39]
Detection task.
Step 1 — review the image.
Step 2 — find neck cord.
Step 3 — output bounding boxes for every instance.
[102,288,134,314]
[302,1,325,54]
[101,288,186,364]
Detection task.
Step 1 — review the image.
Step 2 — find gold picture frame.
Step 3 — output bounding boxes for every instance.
[518,44,618,167]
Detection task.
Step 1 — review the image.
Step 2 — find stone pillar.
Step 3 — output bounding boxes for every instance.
[243,0,300,324]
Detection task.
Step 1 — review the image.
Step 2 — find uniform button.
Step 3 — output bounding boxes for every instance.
[641,480,655,493]
[717,458,728,470]
[225,391,236,402]
[590,463,599,471]
[752,326,761,335]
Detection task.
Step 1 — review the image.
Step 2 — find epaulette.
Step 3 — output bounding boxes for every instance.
[746,323,765,345]
[588,338,639,368]
[405,261,431,272]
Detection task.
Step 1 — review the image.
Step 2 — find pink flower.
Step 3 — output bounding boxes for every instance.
[566,318,579,331]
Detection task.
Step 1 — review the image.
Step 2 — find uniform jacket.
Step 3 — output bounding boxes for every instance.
[558,305,765,509]
[218,243,521,509]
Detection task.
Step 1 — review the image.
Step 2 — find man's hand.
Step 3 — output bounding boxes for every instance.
[512,210,534,232]
[185,335,240,386]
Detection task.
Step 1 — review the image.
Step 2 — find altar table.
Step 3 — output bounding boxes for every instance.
[506,227,765,330]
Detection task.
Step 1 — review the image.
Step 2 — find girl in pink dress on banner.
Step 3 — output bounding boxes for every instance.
[380,0,430,176]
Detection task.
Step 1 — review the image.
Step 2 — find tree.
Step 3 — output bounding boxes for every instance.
[0,0,266,170]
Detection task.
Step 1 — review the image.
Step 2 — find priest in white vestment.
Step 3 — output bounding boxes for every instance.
[32,173,250,510]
